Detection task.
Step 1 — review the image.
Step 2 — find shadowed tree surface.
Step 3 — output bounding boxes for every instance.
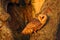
[0,0,14,40]
[0,0,60,40]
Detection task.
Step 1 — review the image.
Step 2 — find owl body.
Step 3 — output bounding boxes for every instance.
[21,14,48,34]
[21,19,42,34]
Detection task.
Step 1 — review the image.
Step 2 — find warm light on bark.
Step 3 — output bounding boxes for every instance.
[32,0,45,14]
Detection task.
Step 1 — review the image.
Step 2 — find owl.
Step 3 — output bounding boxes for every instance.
[21,14,48,34]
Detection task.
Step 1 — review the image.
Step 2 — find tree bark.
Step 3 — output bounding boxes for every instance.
[30,0,59,40]
[0,0,60,40]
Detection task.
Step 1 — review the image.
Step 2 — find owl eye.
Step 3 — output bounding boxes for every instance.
[42,16,44,19]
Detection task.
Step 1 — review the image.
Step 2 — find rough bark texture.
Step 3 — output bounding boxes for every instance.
[30,0,59,40]
[0,22,14,40]
[0,0,60,40]
[0,0,14,40]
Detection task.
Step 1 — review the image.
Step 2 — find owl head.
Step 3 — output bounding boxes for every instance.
[38,14,47,24]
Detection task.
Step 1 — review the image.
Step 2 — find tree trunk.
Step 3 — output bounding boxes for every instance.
[0,0,14,40]
[0,0,60,40]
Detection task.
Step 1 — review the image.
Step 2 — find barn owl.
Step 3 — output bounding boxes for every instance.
[21,14,48,34]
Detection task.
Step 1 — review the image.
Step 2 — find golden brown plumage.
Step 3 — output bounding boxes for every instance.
[21,14,48,34]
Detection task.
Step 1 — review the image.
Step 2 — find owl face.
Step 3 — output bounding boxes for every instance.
[38,14,47,24]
